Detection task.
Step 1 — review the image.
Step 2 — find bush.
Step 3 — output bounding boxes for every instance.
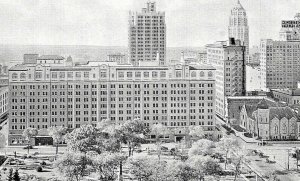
[40,161,47,166]
[36,166,43,172]
[244,133,253,138]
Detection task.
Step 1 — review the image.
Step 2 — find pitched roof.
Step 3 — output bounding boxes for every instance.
[245,105,257,119]
[269,107,298,120]
[257,99,270,109]
[37,55,64,60]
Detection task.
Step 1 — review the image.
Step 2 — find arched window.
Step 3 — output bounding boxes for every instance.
[274,125,278,134]
[208,71,213,77]
[200,71,205,77]
[191,71,196,77]
[282,124,287,134]
[12,73,18,79]
[20,73,26,80]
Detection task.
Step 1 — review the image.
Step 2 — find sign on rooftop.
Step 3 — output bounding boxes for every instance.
[282,20,300,28]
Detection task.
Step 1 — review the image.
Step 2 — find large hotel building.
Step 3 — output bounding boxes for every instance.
[206,39,246,121]
[260,13,300,90]
[8,55,219,145]
[128,2,166,66]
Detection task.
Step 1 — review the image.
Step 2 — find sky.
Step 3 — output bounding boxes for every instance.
[0,0,299,47]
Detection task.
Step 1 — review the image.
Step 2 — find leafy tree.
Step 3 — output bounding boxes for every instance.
[188,139,215,157]
[22,127,38,154]
[55,152,91,181]
[164,160,198,181]
[48,126,67,155]
[188,155,222,180]
[189,125,205,139]
[151,123,170,160]
[65,124,120,154]
[89,152,126,180]
[127,154,166,181]
[116,118,149,157]
[216,137,240,169]
[13,169,20,181]
[7,168,13,181]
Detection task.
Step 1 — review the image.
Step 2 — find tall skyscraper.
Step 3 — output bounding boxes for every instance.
[128,2,166,66]
[206,38,246,119]
[228,0,249,56]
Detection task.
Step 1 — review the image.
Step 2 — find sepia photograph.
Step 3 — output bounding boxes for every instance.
[0,0,300,180]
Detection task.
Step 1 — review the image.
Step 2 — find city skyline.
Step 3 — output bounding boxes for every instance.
[0,0,299,47]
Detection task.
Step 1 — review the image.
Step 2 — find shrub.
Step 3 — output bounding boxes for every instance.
[244,133,253,138]
[40,161,47,166]
[36,166,43,172]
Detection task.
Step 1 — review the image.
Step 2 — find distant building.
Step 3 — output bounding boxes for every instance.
[0,86,8,123]
[206,38,246,119]
[246,65,262,92]
[260,14,300,90]
[8,56,220,145]
[272,88,300,105]
[107,53,128,65]
[198,52,207,64]
[240,99,300,140]
[228,0,249,56]
[128,2,166,66]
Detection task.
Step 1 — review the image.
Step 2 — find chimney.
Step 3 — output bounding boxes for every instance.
[229,37,235,45]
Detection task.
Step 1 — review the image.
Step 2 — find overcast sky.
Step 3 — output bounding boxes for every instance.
[0,0,299,47]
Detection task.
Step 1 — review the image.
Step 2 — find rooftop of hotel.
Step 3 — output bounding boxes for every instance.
[37,55,65,60]
[271,88,300,96]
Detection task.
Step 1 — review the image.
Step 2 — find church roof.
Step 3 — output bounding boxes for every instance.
[269,107,298,120]
[257,99,269,109]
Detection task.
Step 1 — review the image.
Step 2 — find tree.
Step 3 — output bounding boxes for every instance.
[48,126,67,155]
[7,168,13,181]
[231,155,243,181]
[126,154,165,181]
[55,152,91,181]
[13,169,20,181]
[89,152,126,180]
[22,127,38,154]
[188,139,215,157]
[116,118,149,157]
[216,137,240,169]
[189,125,205,139]
[151,123,169,160]
[65,124,120,154]
[164,160,198,181]
[188,155,222,180]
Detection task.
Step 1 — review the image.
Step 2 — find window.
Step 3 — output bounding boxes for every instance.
[127,72,133,78]
[144,72,149,78]
[20,73,26,80]
[208,71,213,77]
[76,72,81,78]
[59,72,65,78]
[67,72,73,78]
[52,72,58,79]
[118,72,124,78]
[135,72,141,78]
[176,71,181,78]
[160,71,166,78]
[100,71,106,78]
[200,71,205,77]
[152,71,158,78]
[84,72,89,78]
[12,73,18,79]
[36,72,42,79]
[191,71,196,77]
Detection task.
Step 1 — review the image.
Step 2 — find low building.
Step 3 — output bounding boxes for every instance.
[0,86,8,124]
[225,96,278,125]
[107,53,128,65]
[240,99,300,140]
[271,89,300,105]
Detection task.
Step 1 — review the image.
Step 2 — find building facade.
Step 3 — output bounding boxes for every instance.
[240,99,300,140]
[206,39,246,119]
[0,86,8,123]
[228,0,249,56]
[272,88,300,105]
[260,14,300,90]
[8,55,219,145]
[107,53,128,65]
[128,2,166,66]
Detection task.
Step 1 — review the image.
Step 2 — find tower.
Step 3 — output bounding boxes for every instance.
[228,0,249,56]
[128,2,166,66]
